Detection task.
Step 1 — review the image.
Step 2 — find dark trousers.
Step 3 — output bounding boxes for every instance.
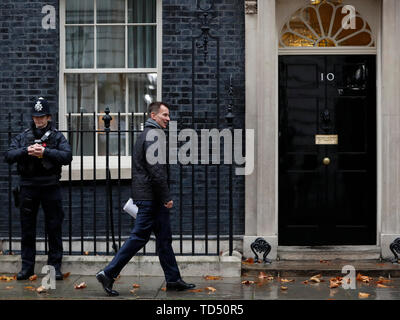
[104,201,181,282]
[19,185,64,271]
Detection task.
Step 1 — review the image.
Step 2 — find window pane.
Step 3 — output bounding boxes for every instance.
[128,73,157,113]
[68,115,95,156]
[128,26,156,68]
[97,0,125,23]
[128,0,156,23]
[98,74,126,113]
[66,0,94,24]
[66,74,95,113]
[98,116,126,156]
[97,26,125,68]
[128,114,146,155]
[66,26,94,68]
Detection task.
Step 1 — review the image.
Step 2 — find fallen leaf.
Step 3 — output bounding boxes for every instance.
[205,286,216,292]
[302,280,309,285]
[377,276,392,284]
[204,275,222,280]
[188,289,203,293]
[130,289,138,294]
[358,292,370,298]
[0,275,15,282]
[258,272,268,279]
[330,281,340,289]
[84,251,89,255]
[280,278,295,283]
[29,274,37,281]
[36,286,47,293]
[241,280,255,285]
[356,273,373,283]
[161,287,166,291]
[320,260,329,263]
[132,283,140,288]
[74,282,87,289]
[280,286,288,290]
[310,276,321,283]
[5,286,13,290]
[63,272,71,279]
[242,258,254,264]
[24,286,36,291]
[377,283,392,288]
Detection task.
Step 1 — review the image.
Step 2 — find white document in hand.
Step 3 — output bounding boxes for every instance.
[123,198,138,219]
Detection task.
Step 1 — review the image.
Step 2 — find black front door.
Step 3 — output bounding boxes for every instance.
[278,55,376,245]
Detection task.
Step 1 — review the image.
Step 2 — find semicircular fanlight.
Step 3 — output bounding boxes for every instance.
[279,0,375,48]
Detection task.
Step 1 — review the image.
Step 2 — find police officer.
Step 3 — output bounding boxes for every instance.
[4,97,72,280]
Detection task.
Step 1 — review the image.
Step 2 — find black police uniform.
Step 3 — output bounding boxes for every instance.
[4,98,72,279]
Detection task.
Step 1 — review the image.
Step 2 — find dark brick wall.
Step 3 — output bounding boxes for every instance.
[162,0,246,236]
[0,0,60,237]
[0,0,245,243]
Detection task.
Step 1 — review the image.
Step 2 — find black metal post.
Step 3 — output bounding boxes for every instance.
[93,111,97,255]
[68,113,72,255]
[7,113,12,254]
[226,75,234,256]
[103,108,112,254]
[80,110,84,254]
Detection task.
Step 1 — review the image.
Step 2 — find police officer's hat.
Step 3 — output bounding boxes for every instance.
[32,97,51,117]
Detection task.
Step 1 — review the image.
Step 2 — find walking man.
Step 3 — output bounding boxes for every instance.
[96,101,195,296]
[5,97,72,280]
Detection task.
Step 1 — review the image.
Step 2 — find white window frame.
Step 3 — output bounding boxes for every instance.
[59,0,162,180]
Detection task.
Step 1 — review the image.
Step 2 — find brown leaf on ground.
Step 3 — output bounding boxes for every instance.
[356,273,373,283]
[329,281,340,289]
[310,276,322,283]
[130,289,138,294]
[205,286,216,292]
[29,274,37,281]
[63,272,71,279]
[280,278,295,283]
[359,292,370,298]
[188,289,203,293]
[74,282,87,289]
[377,283,392,288]
[267,276,274,281]
[204,275,222,280]
[280,286,288,290]
[0,275,15,282]
[5,286,14,290]
[36,286,47,293]
[258,272,268,279]
[302,280,309,285]
[161,287,166,291]
[377,276,392,284]
[320,260,329,264]
[242,258,254,264]
[241,280,255,285]
[24,286,36,291]
[132,284,140,288]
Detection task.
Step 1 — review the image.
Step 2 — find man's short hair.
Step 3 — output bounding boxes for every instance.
[148,101,170,118]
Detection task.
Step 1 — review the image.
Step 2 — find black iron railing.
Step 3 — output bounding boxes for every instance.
[1,109,237,257]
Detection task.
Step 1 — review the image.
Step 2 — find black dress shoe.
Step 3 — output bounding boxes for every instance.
[55,269,63,281]
[166,279,196,291]
[96,270,119,296]
[16,269,34,280]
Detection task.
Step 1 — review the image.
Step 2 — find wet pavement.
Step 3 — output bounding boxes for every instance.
[1,272,400,300]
